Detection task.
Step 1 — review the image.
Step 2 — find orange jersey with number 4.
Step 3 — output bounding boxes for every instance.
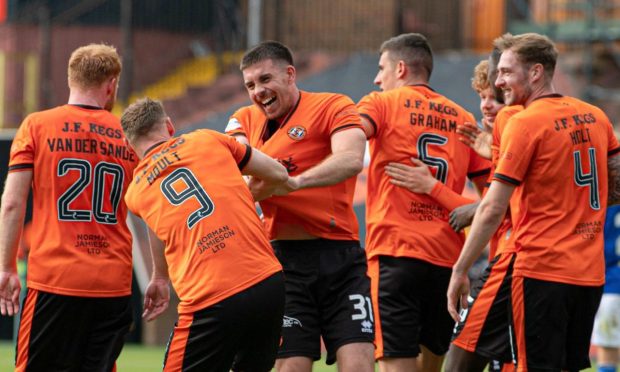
[124,130,282,314]
[358,85,491,267]
[494,95,620,286]
[9,105,138,297]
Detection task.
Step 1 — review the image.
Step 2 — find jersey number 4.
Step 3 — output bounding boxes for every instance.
[57,159,124,224]
[574,148,600,210]
[161,168,214,229]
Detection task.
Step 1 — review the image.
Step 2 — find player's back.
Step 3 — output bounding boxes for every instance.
[9,104,137,297]
[125,129,282,314]
[496,95,619,285]
[358,84,490,267]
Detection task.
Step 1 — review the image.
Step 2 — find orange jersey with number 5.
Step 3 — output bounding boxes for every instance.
[358,85,491,267]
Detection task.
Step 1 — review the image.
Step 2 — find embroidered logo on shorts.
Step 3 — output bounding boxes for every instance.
[361,320,373,334]
[282,315,302,328]
[287,126,306,140]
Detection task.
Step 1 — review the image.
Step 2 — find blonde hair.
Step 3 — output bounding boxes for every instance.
[493,33,558,79]
[68,43,122,89]
[121,98,166,143]
[471,60,490,92]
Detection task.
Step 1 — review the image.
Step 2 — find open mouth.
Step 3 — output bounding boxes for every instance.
[262,96,276,107]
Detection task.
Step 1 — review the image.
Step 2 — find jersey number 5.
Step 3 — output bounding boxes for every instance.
[161,168,214,229]
[417,133,449,183]
[574,148,600,210]
[57,159,124,224]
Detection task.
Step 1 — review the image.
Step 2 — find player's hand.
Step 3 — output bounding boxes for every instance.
[385,157,437,194]
[273,177,300,196]
[142,277,170,322]
[248,177,274,201]
[0,271,21,316]
[447,270,470,322]
[457,122,492,160]
[449,202,479,232]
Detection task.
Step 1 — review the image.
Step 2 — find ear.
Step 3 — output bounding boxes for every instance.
[396,60,407,79]
[165,117,176,136]
[106,77,118,95]
[287,65,296,84]
[530,64,544,83]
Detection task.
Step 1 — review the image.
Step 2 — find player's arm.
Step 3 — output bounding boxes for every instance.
[608,153,620,205]
[242,147,289,201]
[446,180,515,321]
[385,157,475,211]
[231,133,250,146]
[275,127,366,195]
[0,170,32,316]
[142,226,170,322]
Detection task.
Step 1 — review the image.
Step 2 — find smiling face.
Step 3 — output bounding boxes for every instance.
[373,51,400,91]
[478,87,504,125]
[242,58,297,120]
[495,49,532,106]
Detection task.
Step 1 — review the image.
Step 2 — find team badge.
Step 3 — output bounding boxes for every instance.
[287,126,306,140]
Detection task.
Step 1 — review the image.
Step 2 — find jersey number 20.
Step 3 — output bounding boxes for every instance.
[57,159,124,224]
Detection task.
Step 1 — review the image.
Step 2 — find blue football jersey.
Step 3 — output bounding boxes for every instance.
[604,205,620,294]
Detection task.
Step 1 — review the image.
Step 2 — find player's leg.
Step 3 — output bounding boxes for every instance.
[417,345,445,372]
[368,255,426,372]
[82,295,133,371]
[272,241,323,372]
[446,253,516,372]
[232,272,285,372]
[15,289,91,371]
[591,294,620,372]
[318,241,374,372]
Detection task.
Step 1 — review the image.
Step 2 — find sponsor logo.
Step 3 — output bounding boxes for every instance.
[287,126,306,140]
[282,315,302,328]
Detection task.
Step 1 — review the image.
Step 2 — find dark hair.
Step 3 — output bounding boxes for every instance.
[240,41,294,70]
[380,33,433,80]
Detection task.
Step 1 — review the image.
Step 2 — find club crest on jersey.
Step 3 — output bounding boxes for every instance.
[287,126,306,141]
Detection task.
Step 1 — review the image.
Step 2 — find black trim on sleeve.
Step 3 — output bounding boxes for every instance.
[360,113,377,136]
[494,173,521,186]
[238,144,252,170]
[467,167,491,179]
[330,123,363,136]
[609,147,620,157]
[8,163,34,171]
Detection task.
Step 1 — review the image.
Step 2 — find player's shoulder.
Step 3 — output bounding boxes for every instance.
[302,91,355,106]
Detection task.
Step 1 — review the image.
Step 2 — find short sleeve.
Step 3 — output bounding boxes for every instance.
[494,117,536,186]
[9,115,36,172]
[357,92,384,139]
[225,108,248,137]
[607,120,620,157]
[212,131,252,169]
[326,95,363,136]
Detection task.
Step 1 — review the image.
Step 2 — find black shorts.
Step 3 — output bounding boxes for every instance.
[15,288,133,371]
[452,253,515,363]
[511,276,603,371]
[164,272,285,372]
[272,239,373,365]
[368,255,453,359]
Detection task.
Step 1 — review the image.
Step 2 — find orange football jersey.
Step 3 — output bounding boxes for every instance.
[358,84,491,267]
[9,105,137,297]
[124,130,282,314]
[226,91,362,241]
[487,105,523,259]
[494,95,620,286]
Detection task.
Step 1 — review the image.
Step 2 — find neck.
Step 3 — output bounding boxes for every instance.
[68,88,106,108]
[277,87,301,124]
[524,83,555,107]
[133,135,171,160]
[400,76,428,88]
